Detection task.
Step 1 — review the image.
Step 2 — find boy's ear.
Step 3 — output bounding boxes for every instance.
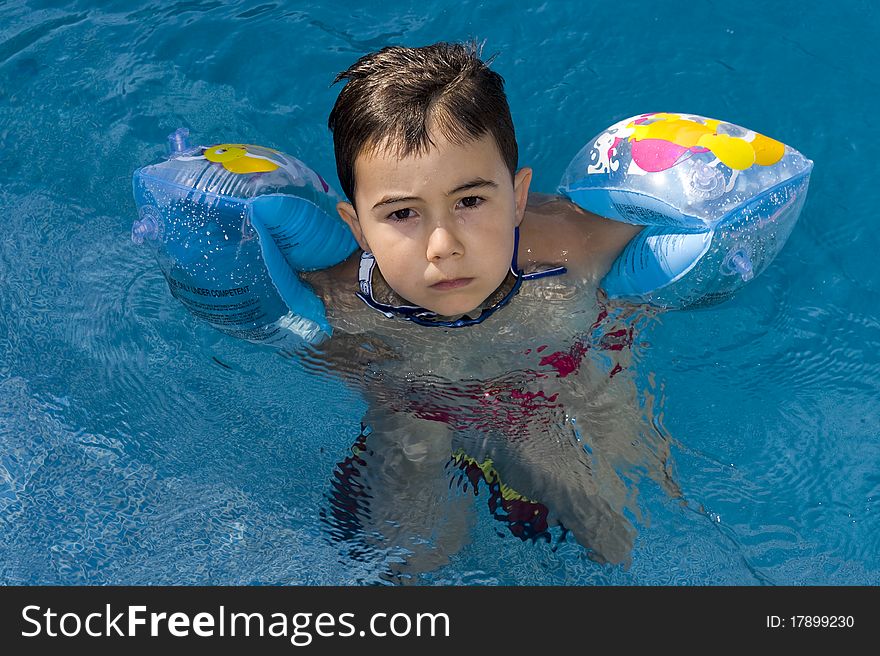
[513,167,533,227]
[337,201,369,252]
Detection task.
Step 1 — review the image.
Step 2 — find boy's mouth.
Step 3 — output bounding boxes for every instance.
[430,277,474,291]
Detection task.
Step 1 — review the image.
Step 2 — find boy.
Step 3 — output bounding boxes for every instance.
[299,42,677,577]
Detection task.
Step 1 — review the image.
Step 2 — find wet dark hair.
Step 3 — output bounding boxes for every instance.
[327,41,518,207]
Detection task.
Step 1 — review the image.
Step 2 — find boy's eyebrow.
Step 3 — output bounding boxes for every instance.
[371,178,498,211]
[447,178,499,196]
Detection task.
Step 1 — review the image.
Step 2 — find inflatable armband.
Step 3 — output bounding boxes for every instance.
[132,128,357,348]
[558,113,813,308]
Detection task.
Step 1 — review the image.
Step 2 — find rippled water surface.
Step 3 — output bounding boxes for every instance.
[1,0,878,584]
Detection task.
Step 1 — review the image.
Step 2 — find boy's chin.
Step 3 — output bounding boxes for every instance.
[422,298,483,319]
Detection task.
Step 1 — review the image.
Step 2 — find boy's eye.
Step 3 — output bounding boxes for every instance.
[387,208,414,222]
[459,196,484,209]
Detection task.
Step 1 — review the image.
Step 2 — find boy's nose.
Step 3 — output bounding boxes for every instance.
[425,224,464,261]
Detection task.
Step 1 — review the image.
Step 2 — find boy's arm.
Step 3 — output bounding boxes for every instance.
[520,193,643,282]
[296,250,391,339]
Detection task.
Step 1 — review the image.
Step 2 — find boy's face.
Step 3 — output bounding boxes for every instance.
[337,130,532,317]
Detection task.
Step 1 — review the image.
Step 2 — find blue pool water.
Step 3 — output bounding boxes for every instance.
[1,0,878,585]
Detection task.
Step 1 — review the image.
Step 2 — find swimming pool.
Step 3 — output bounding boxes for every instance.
[1,0,877,585]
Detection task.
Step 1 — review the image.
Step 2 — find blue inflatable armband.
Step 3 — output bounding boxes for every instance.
[558,112,813,308]
[132,128,357,347]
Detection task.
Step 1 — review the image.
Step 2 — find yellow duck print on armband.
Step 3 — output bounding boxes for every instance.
[203,144,279,174]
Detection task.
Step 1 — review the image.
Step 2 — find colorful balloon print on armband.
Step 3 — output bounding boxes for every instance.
[557,112,813,309]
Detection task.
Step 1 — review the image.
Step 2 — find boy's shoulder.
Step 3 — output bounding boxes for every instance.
[519,193,643,281]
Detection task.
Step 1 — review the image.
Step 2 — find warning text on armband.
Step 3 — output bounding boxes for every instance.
[167,277,250,298]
